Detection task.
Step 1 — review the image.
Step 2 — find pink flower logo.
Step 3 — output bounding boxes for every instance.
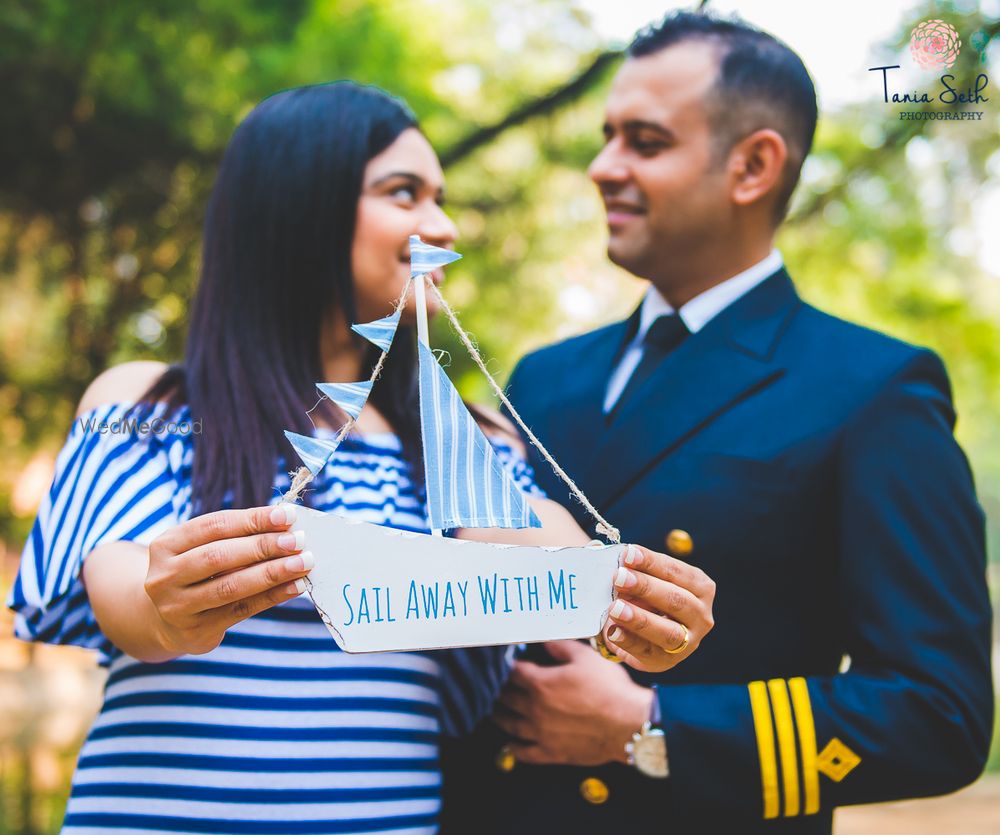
[909,20,962,70]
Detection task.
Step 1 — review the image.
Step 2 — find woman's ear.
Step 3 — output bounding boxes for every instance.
[728,128,788,211]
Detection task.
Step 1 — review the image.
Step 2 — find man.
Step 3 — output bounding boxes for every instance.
[441,11,993,834]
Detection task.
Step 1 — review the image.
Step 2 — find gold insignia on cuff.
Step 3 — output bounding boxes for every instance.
[816,738,861,782]
[748,680,780,819]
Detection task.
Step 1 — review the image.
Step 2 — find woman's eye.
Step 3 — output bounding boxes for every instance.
[390,185,418,202]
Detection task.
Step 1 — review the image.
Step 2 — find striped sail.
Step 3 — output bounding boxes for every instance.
[352,310,401,352]
[316,381,372,420]
[417,341,541,530]
[410,235,462,277]
[284,431,341,476]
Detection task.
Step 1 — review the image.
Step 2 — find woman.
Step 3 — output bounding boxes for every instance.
[8,82,714,833]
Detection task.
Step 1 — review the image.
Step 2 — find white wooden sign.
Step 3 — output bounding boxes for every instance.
[292,507,623,653]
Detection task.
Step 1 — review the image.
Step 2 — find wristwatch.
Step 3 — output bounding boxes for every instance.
[625,688,669,778]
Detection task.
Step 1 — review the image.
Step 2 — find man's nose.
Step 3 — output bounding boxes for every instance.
[588,140,630,187]
[417,202,458,248]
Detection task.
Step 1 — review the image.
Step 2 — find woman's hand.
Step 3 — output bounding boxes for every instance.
[601,544,715,673]
[143,504,313,656]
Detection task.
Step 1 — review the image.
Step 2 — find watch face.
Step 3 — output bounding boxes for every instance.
[634,730,668,778]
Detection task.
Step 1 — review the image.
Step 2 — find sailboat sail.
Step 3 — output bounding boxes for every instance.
[417,340,541,530]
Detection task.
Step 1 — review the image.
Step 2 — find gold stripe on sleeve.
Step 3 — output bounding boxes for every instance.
[767,678,800,817]
[748,680,779,819]
[788,677,820,815]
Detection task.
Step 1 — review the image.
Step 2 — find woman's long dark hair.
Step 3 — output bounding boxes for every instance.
[145,82,423,514]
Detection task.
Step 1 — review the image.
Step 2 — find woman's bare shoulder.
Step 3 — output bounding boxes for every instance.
[76,361,170,417]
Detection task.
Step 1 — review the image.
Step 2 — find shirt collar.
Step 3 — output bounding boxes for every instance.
[637,249,784,339]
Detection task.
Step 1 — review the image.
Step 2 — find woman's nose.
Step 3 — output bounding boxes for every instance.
[417,202,458,248]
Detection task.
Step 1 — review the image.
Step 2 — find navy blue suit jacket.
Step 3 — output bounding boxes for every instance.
[440,270,993,834]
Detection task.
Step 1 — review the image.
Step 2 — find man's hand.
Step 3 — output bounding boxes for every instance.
[494,640,654,766]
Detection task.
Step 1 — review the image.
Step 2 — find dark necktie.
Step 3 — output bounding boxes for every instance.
[608,313,689,422]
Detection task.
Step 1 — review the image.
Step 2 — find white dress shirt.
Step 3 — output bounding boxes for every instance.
[603,250,784,413]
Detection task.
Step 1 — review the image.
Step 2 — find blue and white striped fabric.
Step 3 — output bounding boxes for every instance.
[351,310,401,353]
[417,342,541,531]
[316,381,372,420]
[283,430,340,476]
[7,401,544,834]
[409,235,461,277]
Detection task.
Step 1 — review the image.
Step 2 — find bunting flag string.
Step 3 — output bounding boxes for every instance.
[316,381,373,420]
[352,310,401,352]
[284,431,342,477]
[409,234,462,277]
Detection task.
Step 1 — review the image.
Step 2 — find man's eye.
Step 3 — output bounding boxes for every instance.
[633,138,664,154]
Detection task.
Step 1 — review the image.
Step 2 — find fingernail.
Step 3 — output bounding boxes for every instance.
[608,626,624,642]
[614,566,637,590]
[285,550,315,572]
[278,530,306,551]
[288,578,306,595]
[610,599,633,622]
[270,504,297,525]
[624,544,639,566]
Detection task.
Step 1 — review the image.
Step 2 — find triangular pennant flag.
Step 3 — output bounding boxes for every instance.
[284,431,341,476]
[316,381,372,420]
[416,341,541,530]
[410,234,462,277]
[352,310,401,352]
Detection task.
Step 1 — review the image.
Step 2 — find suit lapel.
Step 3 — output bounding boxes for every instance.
[547,316,633,470]
[586,270,800,510]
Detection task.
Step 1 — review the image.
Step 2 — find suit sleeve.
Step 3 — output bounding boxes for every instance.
[656,349,994,820]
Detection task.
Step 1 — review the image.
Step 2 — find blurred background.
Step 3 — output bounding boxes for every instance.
[0,0,997,832]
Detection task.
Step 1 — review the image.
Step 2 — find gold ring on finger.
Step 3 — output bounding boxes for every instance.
[665,624,690,655]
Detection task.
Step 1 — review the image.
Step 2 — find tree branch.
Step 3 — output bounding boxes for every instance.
[440,50,621,168]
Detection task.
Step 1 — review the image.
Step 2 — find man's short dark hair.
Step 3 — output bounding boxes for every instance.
[629,11,818,222]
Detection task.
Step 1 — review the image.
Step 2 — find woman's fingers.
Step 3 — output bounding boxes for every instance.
[613,567,703,626]
[175,528,306,584]
[605,598,692,658]
[211,574,311,631]
[601,544,717,672]
[154,504,298,557]
[188,550,315,612]
[623,544,715,599]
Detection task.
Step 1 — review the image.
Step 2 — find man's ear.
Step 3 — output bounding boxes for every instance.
[728,129,788,210]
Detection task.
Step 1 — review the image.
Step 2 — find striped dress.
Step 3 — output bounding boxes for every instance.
[7,402,542,834]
